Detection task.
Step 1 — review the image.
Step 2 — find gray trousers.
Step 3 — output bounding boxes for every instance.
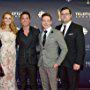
[39,66,58,90]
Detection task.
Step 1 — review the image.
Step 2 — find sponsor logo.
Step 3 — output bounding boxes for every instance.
[86,61,90,67]
[12,11,22,17]
[66,0,72,2]
[75,12,90,18]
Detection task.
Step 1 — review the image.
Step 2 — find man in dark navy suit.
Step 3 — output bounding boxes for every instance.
[16,11,39,90]
[55,7,85,90]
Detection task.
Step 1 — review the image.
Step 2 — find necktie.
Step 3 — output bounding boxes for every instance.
[62,25,66,35]
[42,31,47,46]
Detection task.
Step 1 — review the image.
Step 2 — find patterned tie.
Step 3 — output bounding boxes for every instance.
[42,30,47,46]
[62,25,66,35]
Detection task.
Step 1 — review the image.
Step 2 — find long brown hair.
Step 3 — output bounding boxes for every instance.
[0,11,18,34]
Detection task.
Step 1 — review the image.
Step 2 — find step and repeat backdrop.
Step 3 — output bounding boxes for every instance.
[0,0,90,88]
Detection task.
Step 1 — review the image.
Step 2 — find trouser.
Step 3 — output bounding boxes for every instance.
[58,65,80,90]
[18,65,38,90]
[39,66,58,90]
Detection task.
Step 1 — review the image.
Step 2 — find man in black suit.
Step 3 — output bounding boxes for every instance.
[16,12,39,90]
[55,7,85,90]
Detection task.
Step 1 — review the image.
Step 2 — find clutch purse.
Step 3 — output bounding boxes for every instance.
[0,64,5,77]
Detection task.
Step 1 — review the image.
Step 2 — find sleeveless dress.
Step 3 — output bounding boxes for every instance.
[0,29,17,90]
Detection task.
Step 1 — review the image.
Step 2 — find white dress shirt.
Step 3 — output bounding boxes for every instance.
[61,21,72,36]
[41,27,52,40]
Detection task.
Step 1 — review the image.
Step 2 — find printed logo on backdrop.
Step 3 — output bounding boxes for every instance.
[66,0,90,4]
[86,61,90,68]
[75,12,89,35]
[12,11,22,17]
[75,12,90,19]
[87,0,90,4]
[38,10,45,18]
[66,0,72,2]
[86,44,90,51]
[11,11,22,30]
[83,27,88,35]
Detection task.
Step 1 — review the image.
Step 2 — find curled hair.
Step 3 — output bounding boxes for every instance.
[0,11,18,34]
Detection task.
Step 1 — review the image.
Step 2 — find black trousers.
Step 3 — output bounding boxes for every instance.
[58,65,80,90]
[18,64,38,90]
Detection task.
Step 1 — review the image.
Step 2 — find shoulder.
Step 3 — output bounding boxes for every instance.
[18,28,23,33]
[71,22,83,29]
[0,28,3,35]
[30,26,40,34]
[55,25,62,30]
[0,28,3,32]
[71,23,84,36]
[16,28,22,37]
[30,26,37,30]
[52,28,62,35]
[70,22,83,34]
[51,28,64,40]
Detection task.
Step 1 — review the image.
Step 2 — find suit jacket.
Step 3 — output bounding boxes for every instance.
[38,28,68,68]
[0,40,2,47]
[16,26,40,66]
[55,22,85,70]
[0,40,1,63]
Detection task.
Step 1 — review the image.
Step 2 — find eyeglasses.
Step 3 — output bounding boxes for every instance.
[61,13,71,16]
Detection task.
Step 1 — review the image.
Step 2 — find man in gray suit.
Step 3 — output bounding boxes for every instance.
[38,13,68,90]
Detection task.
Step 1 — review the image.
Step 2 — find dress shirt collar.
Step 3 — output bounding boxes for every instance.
[44,26,52,33]
[61,21,72,36]
[42,27,52,39]
[63,21,72,28]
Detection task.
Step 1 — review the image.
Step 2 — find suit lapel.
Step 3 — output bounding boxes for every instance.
[58,22,73,38]
[64,22,73,38]
[39,31,43,47]
[40,29,54,47]
[44,29,54,47]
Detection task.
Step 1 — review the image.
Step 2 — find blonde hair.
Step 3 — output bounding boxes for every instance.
[0,11,18,34]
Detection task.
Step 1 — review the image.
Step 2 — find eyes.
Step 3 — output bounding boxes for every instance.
[4,17,12,20]
[4,14,12,21]
[61,13,70,16]
[42,20,51,22]
[21,17,29,20]
[20,15,30,21]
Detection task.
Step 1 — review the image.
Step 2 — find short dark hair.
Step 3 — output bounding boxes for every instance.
[60,7,72,14]
[20,11,31,19]
[41,13,52,20]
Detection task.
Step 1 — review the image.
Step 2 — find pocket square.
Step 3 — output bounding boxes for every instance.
[68,33,74,35]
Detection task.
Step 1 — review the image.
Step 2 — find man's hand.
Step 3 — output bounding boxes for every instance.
[54,63,59,69]
[73,64,80,71]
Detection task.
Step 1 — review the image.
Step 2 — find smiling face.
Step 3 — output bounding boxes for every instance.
[0,12,18,34]
[60,9,72,24]
[3,14,12,26]
[20,14,30,27]
[42,16,52,30]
